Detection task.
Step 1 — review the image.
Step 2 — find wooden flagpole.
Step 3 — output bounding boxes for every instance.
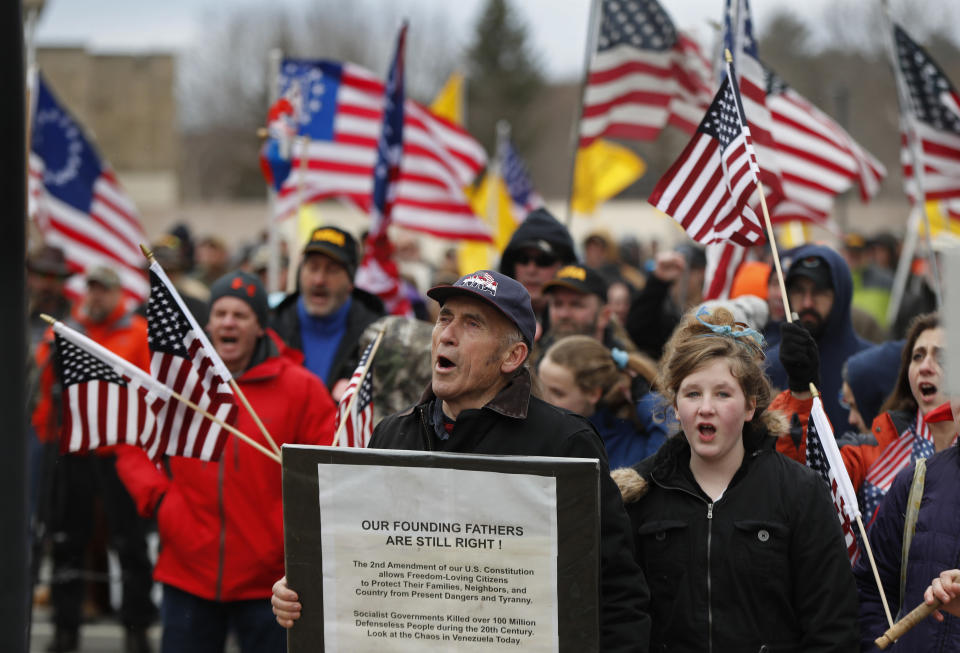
[41,314,280,465]
[140,245,282,456]
[332,326,387,447]
[723,50,794,323]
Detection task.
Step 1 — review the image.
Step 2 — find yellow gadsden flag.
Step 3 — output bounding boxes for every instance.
[430,72,465,125]
[571,139,645,215]
[458,172,518,275]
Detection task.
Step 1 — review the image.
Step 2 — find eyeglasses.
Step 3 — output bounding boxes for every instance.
[514,252,558,267]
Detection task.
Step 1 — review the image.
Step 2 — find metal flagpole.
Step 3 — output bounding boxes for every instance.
[886,204,921,325]
[564,0,601,226]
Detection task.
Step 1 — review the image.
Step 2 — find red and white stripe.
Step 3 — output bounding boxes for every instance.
[767,81,886,224]
[63,377,161,453]
[902,122,960,202]
[580,34,713,147]
[703,242,747,300]
[28,155,149,307]
[863,410,931,490]
[274,63,489,242]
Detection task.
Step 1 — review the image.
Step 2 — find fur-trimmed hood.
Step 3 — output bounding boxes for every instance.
[612,409,787,503]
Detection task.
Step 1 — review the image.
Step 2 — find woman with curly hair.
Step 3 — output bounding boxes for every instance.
[614,307,858,652]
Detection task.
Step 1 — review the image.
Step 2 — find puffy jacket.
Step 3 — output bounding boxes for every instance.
[770,390,901,493]
[616,426,859,653]
[32,302,151,453]
[116,332,336,601]
[369,368,652,653]
[855,443,960,652]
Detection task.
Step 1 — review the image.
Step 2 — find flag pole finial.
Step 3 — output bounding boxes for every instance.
[724,48,732,63]
[808,383,820,398]
[139,243,155,263]
[40,313,55,325]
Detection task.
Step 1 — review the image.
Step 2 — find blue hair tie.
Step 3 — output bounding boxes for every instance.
[694,306,765,350]
[611,347,629,370]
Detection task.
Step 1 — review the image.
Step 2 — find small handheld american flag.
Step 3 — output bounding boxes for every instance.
[333,330,386,448]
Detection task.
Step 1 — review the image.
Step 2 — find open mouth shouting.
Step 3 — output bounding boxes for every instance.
[697,422,717,442]
[435,355,456,373]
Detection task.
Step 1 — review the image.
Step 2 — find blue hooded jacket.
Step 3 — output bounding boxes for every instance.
[766,244,871,428]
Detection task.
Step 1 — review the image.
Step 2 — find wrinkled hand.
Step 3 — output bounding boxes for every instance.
[653,251,686,283]
[272,576,302,628]
[779,322,821,393]
[925,569,960,621]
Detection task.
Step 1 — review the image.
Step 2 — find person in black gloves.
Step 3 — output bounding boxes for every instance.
[765,245,870,428]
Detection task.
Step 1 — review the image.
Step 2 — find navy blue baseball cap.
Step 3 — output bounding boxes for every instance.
[427,270,536,347]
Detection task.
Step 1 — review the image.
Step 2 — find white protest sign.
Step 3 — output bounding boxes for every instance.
[317,463,559,652]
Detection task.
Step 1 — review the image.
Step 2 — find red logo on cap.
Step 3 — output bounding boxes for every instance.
[231,277,243,289]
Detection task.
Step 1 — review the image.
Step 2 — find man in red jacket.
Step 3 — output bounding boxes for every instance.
[116,271,336,653]
[33,266,156,653]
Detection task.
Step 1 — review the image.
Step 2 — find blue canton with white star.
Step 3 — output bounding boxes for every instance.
[698,77,743,150]
[598,0,676,53]
[56,334,126,387]
[278,59,343,141]
[895,26,960,134]
[146,271,194,358]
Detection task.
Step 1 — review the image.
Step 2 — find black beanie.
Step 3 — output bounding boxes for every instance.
[209,271,268,326]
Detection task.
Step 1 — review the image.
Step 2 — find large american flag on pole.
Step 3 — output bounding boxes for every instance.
[145,262,238,461]
[579,0,713,147]
[648,69,766,246]
[805,399,860,564]
[52,322,169,455]
[272,58,490,241]
[334,340,376,448]
[28,71,149,307]
[894,24,960,203]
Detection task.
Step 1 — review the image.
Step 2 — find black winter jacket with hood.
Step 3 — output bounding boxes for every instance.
[614,422,859,653]
[370,367,652,653]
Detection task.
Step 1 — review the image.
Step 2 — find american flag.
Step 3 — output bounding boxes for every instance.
[765,67,886,224]
[271,58,490,241]
[144,263,238,461]
[861,409,933,526]
[52,323,169,455]
[579,0,713,146]
[648,71,766,247]
[723,0,784,208]
[355,22,414,318]
[501,139,543,218]
[334,340,376,448]
[805,401,860,564]
[894,24,960,203]
[28,71,149,307]
[703,242,746,300]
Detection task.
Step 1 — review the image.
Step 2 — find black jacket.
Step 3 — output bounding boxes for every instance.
[625,274,681,361]
[370,368,651,653]
[269,288,384,384]
[616,428,858,653]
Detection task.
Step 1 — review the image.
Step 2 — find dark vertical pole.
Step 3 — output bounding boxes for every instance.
[0,1,29,651]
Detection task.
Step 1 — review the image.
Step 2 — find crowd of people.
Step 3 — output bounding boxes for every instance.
[25,208,960,652]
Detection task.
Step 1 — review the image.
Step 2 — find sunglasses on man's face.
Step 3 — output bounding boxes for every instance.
[514,252,558,267]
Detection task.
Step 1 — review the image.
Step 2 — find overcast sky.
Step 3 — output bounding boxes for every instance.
[32,0,848,80]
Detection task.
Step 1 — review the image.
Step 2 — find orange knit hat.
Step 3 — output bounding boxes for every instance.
[729,261,771,300]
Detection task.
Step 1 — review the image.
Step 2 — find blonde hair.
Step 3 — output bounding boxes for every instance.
[542,335,658,422]
[658,307,779,437]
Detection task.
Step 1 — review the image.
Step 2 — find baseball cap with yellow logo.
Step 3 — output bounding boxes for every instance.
[543,264,608,302]
[302,226,359,278]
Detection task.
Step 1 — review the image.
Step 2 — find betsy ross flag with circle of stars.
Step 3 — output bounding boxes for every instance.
[55,333,164,455]
[145,266,238,461]
[334,339,376,448]
[648,67,766,247]
[894,24,960,203]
